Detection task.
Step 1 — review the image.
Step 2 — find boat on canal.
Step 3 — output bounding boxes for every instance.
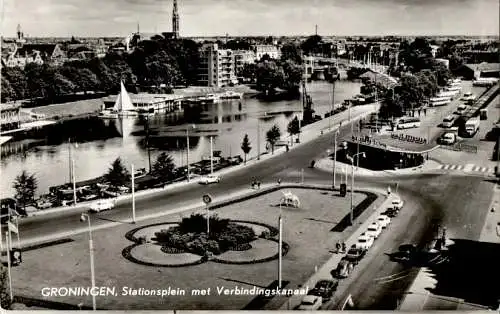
[100,81,138,118]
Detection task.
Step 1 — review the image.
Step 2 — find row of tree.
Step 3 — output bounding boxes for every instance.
[379,38,452,118]
[11,118,300,208]
[1,36,201,103]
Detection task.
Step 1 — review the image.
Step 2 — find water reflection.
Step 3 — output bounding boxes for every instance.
[0,81,362,196]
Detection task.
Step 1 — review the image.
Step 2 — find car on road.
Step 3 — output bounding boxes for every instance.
[333,259,354,279]
[391,198,404,210]
[365,222,383,239]
[356,234,374,250]
[382,208,399,218]
[345,245,366,264]
[298,295,323,310]
[198,175,221,185]
[89,199,116,213]
[377,215,391,228]
[455,104,467,114]
[308,279,339,301]
[461,92,476,101]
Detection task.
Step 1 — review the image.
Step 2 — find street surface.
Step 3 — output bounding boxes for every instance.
[8,96,499,310]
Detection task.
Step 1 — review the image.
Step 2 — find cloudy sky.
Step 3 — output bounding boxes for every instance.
[2,0,499,37]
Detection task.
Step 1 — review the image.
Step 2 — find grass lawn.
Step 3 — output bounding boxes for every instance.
[31,99,103,119]
[11,188,379,310]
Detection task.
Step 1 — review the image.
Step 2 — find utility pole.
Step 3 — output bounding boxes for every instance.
[210,136,214,174]
[131,164,136,224]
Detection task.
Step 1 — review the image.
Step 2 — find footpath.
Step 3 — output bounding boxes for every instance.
[279,191,398,310]
[23,103,380,219]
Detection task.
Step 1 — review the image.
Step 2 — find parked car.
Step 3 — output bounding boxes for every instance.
[377,215,391,228]
[392,198,404,210]
[198,175,221,185]
[89,199,116,213]
[365,222,383,239]
[36,198,53,209]
[308,279,339,301]
[345,245,366,264]
[356,234,374,250]
[333,259,354,279]
[298,295,323,310]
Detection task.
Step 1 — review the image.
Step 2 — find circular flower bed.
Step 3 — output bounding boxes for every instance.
[122,218,289,267]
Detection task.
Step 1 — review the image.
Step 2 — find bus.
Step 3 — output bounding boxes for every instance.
[396,117,421,130]
[429,96,452,107]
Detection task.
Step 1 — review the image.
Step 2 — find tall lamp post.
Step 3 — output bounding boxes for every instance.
[185,124,196,182]
[347,152,365,226]
[278,198,284,289]
[80,213,96,310]
[68,138,79,205]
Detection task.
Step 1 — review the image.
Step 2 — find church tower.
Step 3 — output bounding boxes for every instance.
[172,0,180,39]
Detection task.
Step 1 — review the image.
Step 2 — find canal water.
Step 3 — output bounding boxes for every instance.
[0,81,362,196]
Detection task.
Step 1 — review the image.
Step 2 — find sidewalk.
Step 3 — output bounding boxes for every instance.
[280,192,398,310]
[24,104,380,218]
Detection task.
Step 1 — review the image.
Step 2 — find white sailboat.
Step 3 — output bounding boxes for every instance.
[100,81,138,118]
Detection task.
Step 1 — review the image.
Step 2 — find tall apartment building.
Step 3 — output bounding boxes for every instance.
[198,43,238,87]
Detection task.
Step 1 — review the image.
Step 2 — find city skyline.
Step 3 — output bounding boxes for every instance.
[2,0,500,38]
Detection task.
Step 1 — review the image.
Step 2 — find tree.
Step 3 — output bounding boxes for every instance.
[104,157,130,188]
[266,124,281,154]
[280,60,303,93]
[240,134,252,164]
[0,265,10,309]
[151,152,176,182]
[1,77,16,102]
[301,35,323,56]
[287,116,300,145]
[12,170,37,212]
[255,61,284,95]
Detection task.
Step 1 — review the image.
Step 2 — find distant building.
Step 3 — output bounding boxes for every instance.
[430,45,440,58]
[233,50,256,74]
[435,58,450,69]
[198,43,238,87]
[458,63,500,80]
[2,45,44,69]
[254,44,280,60]
[17,44,66,66]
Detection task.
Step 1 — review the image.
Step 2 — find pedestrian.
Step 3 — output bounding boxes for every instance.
[277,178,282,185]
[387,186,391,196]
[257,181,261,189]
[336,242,341,253]
[423,108,427,116]
[342,242,346,253]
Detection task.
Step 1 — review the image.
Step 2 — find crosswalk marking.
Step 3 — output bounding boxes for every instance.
[440,164,493,173]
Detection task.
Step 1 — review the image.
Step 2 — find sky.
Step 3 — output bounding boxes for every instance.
[1,0,499,37]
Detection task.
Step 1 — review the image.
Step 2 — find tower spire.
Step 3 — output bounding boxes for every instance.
[172,0,179,39]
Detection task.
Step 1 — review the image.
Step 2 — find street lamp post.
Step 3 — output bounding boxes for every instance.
[278,198,284,289]
[333,131,339,188]
[80,213,96,310]
[186,124,195,182]
[347,152,365,226]
[68,139,79,206]
[210,136,214,175]
[131,164,136,224]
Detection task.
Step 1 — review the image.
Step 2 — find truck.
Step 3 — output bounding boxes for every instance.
[463,117,480,137]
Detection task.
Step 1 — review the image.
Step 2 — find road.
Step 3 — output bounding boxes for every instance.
[297,169,494,310]
[12,114,496,310]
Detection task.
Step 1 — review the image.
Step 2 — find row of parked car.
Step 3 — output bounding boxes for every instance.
[296,197,405,310]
